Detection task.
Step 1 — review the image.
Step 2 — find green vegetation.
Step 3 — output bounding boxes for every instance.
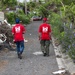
[5,10,30,25]
[35,0,75,61]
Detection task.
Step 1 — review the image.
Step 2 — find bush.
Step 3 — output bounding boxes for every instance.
[49,13,63,40]
[18,14,30,24]
[5,10,31,25]
[5,12,15,24]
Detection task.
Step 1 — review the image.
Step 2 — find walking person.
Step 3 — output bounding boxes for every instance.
[38,18,52,56]
[12,19,25,59]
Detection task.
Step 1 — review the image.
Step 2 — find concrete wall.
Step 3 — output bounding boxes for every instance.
[0,12,4,22]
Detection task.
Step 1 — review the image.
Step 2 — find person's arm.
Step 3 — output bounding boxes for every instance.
[38,33,41,40]
[22,25,26,34]
[22,26,26,42]
[11,27,15,42]
[22,31,25,34]
[38,25,42,40]
[12,27,15,35]
[49,25,52,40]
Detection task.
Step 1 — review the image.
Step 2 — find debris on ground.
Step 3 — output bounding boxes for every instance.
[0,21,16,51]
[52,70,70,75]
[52,69,66,75]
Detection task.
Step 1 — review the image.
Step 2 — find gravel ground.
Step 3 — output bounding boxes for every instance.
[0,21,59,75]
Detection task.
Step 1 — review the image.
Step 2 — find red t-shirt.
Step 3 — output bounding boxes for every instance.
[12,24,25,42]
[39,23,51,40]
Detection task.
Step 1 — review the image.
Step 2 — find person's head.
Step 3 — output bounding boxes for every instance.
[43,18,48,23]
[15,18,20,24]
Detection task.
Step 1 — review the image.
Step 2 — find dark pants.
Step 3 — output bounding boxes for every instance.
[15,41,24,55]
[40,40,50,56]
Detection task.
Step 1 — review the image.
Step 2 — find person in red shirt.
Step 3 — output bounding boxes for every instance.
[12,19,25,59]
[38,18,51,56]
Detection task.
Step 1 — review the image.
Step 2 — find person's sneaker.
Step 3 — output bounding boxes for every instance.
[43,53,47,56]
[18,53,22,59]
[19,55,22,59]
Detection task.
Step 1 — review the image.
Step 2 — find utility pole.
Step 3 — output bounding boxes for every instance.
[17,0,19,6]
[25,0,27,15]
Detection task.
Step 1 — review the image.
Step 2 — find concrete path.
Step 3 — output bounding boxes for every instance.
[0,21,59,75]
